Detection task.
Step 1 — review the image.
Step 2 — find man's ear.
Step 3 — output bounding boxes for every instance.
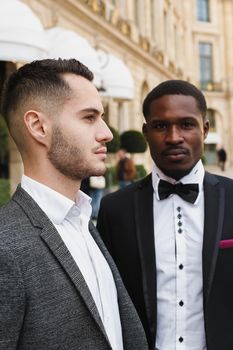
[142,123,148,141]
[203,120,209,140]
[23,110,50,146]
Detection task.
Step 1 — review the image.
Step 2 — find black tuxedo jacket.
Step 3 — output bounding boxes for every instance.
[97,172,233,350]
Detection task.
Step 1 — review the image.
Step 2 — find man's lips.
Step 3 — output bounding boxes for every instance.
[162,148,189,161]
[95,146,107,155]
[95,146,107,160]
[162,148,188,156]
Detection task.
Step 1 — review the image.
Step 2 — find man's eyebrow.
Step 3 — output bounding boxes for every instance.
[80,108,99,113]
[80,108,104,115]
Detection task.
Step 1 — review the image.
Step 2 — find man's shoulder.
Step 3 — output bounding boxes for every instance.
[0,197,21,223]
[0,188,44,243]
[0,198,30,235]
[205,171,233,189]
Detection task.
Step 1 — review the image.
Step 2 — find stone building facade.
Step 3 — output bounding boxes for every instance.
[1,0,233,191]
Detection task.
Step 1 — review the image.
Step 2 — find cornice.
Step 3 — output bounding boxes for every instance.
[40,0,177,79]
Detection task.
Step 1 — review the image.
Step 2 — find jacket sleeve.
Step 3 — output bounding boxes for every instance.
[0,245,25,349]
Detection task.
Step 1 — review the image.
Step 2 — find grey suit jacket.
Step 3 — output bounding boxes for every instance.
[0,186,148,350]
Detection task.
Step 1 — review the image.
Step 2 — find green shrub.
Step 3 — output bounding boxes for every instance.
[136,164,147,179]
[105,166,117,187]
[107,126,120,153]
[120,130,147,153]
[201,154,207,165]
[0,179,10,206]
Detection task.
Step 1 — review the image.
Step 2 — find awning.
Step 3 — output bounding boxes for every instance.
[0,0,48,62]
[46,27,102,88]
[97,50,134,100]
[205,132,221,144]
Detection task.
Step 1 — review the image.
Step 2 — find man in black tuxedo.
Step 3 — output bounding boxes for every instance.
[97,80,233,350]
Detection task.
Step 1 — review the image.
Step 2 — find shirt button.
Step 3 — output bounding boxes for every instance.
[179,264,184,270]
[178,221,182,227]
[178,229,182,234]
[177,207,181,212]
[177,214,182,219]
[179,300,184,306]
[179,337,184,343]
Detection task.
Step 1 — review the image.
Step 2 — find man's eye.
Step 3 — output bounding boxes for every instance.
[182,121,195,128]
[152,122,167,130]
[85,115,96,122]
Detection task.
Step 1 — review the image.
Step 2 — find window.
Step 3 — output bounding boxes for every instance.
[134,0,140,26]
[197,0,210,22]
[199,42,213,90]
[163,10,168,51]
[206,109,216,131]
[150,0,155,40]
[174,24,178,60]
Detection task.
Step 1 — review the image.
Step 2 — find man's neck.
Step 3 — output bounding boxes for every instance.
[24,171,80,201]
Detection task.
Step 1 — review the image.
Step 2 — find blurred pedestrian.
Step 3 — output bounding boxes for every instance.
[116,149,136,188]
[217,146,227,171]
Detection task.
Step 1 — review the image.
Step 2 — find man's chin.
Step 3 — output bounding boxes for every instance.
[162,166,193,180]
[90,166,106,177]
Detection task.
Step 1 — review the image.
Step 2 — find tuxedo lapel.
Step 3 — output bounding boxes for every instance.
[133,175,156,343]
[13,186,108,343]
[203,172,225,304]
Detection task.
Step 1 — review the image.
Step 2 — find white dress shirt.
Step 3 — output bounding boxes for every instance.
[21,175,123,350]
[152,160,207,350]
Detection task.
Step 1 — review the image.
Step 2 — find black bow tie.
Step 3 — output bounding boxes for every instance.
[158,179,199,204]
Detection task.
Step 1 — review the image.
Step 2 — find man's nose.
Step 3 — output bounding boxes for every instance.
[165,126,183,143]
[96,119,113,143]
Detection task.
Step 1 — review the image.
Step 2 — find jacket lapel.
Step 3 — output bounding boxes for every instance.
[133,175,156,343]
[13,186,109,342]
[203,172,225,305]
[39,226,108,339]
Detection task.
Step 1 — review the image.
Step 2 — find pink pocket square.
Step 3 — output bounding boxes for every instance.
[219,239,233,249]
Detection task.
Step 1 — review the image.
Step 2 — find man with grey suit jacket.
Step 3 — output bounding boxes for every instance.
[0,58,148,350]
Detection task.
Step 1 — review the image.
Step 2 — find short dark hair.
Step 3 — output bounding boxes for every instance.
[1,58,94,127]
[142,79,207,120]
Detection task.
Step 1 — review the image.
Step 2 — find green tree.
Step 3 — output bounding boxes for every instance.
[120,130,147,153]
[106,125,120,153]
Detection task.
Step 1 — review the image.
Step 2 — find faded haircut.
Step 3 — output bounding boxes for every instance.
[1,58,94,127]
